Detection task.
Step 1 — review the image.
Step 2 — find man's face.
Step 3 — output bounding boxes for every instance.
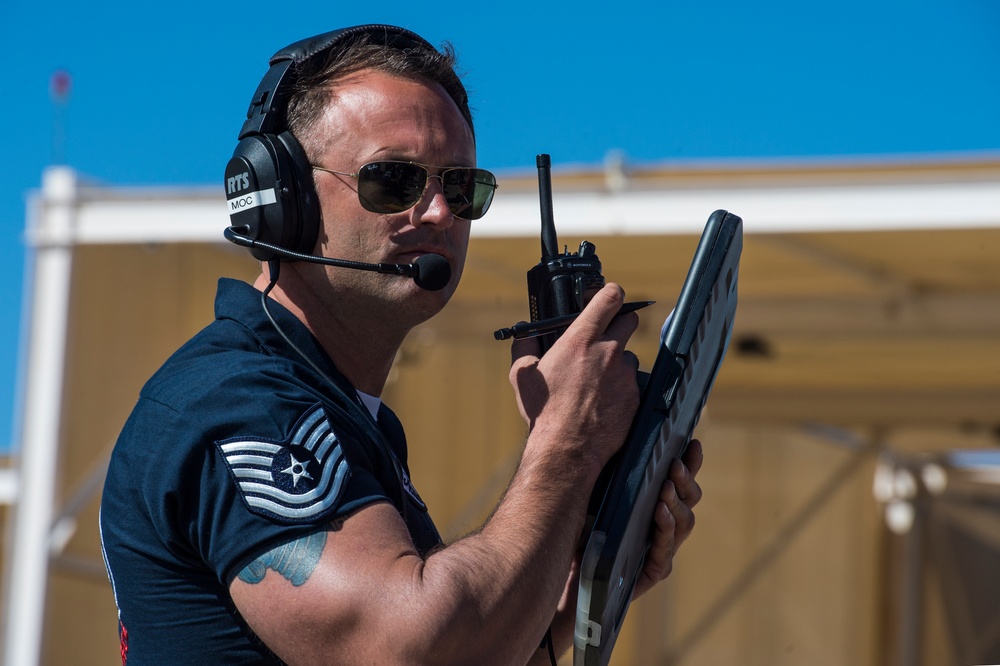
[301,69,477,324]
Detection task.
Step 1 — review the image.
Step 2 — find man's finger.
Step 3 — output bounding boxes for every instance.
[642,496,677,583]
[681,439,705,478]
[509,326,542,368]
[566,283,627,339]
[669,455,703,510]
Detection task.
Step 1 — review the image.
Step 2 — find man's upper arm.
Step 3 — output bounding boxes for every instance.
[230,501,425,666]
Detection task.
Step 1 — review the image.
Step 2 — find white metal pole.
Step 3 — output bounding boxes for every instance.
[2,167,78,666]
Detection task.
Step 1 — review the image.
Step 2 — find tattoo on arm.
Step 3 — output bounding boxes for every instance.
[238,531,328,586]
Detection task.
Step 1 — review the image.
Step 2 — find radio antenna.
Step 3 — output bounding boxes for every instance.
[536,154,559,261]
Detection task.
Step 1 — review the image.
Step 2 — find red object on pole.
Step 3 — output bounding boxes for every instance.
[50,70,71,103]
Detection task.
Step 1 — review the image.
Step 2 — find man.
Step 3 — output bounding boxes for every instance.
[100,25,702,665]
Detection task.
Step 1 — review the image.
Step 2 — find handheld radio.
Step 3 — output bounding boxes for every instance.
[525,154,606,353]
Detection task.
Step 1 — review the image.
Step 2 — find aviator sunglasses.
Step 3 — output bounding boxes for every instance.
[312,161,498,220]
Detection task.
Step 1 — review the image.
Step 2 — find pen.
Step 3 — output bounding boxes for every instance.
[493,301,655,341]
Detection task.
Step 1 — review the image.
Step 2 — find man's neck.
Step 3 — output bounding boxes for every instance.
[252,269,409,396]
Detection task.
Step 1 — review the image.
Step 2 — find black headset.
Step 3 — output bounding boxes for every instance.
[223,25,437,262]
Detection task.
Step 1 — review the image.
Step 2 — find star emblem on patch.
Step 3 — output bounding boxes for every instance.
[280,453,314,487]
[216,405,351,523]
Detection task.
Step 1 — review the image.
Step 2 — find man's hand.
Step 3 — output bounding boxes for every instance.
[508,283,642,477]
[633,439,704,597]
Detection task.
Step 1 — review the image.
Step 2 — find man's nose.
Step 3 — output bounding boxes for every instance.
[413,175,455,228]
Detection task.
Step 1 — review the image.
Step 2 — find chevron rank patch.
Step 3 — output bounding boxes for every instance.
[217,404,351,523]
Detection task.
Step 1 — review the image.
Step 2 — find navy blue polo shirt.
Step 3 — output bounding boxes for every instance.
[100,278,440,664]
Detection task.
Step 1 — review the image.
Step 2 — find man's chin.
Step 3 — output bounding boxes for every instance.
[388,275,455,319]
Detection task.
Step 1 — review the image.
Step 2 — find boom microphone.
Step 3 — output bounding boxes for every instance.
[223,226,452,291]
[409,253,451,291]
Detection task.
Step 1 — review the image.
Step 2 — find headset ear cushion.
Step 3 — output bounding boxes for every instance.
[276,130,320,255]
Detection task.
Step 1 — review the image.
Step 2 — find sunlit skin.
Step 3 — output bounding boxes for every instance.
[254,70,475,395]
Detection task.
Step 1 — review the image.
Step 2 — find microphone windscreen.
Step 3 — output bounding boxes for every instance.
[412,254,451,291]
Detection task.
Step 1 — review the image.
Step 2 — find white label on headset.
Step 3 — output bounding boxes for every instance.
[227,188,277,214]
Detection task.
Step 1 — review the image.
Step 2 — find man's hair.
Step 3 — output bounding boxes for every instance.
[286,32,474,159]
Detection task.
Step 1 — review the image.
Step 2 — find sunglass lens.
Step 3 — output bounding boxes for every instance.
[357,162,426,214]
[442,169,497,220]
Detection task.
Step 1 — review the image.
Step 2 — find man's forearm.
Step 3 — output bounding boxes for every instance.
[414,436,598,664]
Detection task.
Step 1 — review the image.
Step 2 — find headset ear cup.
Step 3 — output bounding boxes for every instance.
[225,135,284,261]
[225,133,316,261]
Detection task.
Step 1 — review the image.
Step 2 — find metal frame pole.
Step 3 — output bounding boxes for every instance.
[2,167,77,666]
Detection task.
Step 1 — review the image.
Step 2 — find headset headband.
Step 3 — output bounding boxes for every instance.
[238,24,436,139]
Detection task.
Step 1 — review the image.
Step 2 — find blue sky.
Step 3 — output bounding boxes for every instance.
[2,1,999,451]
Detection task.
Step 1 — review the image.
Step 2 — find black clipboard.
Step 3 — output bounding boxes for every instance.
[574,209,743,666]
